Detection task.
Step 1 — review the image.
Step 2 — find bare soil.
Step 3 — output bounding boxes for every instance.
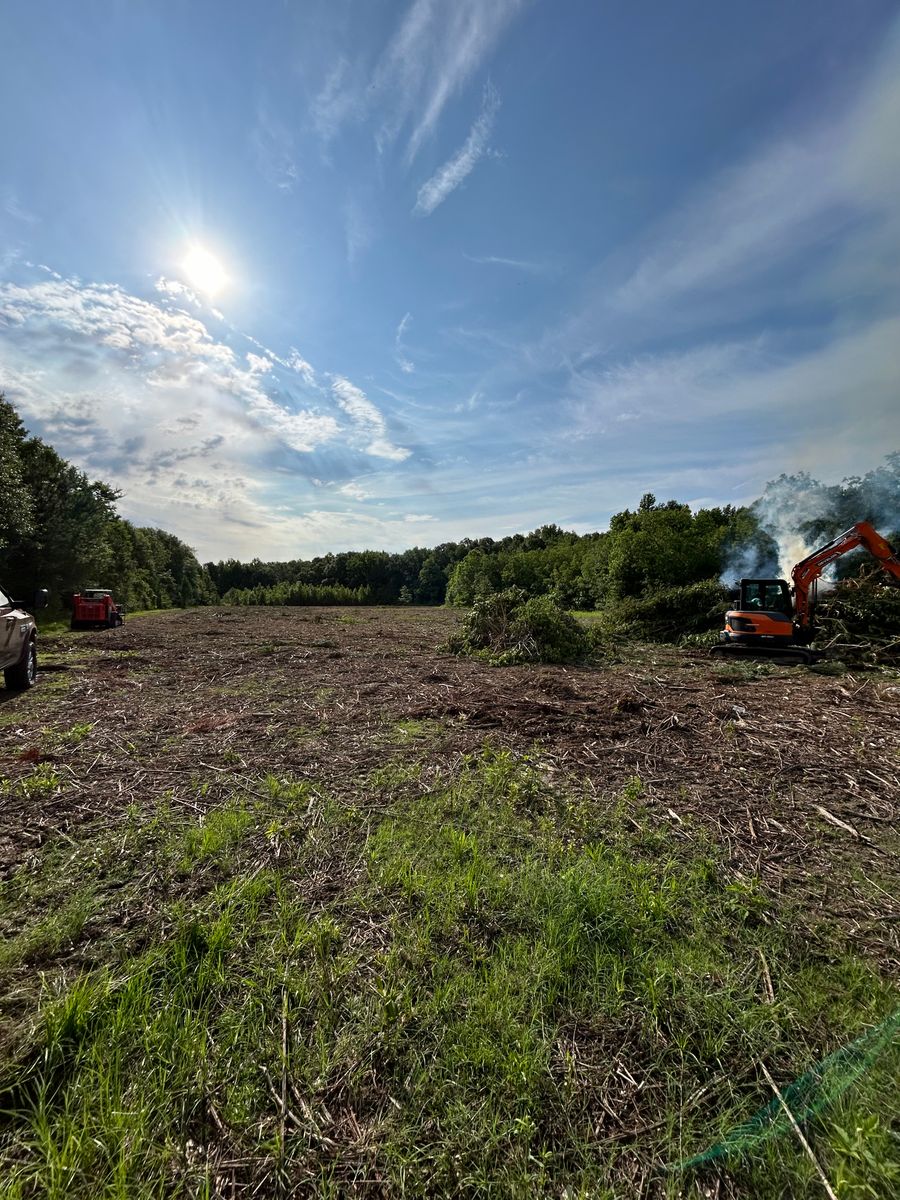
[2,605,898,974]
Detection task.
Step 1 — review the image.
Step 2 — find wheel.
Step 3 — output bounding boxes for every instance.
[4,640,37,690]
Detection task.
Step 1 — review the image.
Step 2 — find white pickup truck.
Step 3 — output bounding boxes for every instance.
[1,583,49,689]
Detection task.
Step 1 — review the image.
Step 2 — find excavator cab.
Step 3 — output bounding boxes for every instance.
[719,578,798,652]
[739,579,792,615]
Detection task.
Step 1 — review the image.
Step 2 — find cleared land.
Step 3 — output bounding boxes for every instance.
[0,606,898,1198]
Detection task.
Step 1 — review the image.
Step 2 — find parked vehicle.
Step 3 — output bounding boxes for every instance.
[71,589,125,630]
[1,583,49,689]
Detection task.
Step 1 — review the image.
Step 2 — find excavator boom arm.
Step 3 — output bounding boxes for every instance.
[791,521,900,627]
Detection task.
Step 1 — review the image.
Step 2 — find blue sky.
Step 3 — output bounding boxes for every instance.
[1,1,898,562]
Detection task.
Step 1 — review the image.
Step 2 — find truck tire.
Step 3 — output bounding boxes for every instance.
[4,640,37,690]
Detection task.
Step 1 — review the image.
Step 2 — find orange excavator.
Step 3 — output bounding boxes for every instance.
[713,521,900,664]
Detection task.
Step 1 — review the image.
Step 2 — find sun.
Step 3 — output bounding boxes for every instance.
[182,245,227,297]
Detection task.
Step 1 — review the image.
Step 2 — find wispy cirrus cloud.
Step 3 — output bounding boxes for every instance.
[388,0,520,162]
[413,84,499,215]
[311,57,361,143]
[251,101,299,192]
[613,28,900,317]
[330,375,411,461]
[563,317,900,479]
[1,187,37,225]
[613,132,845,313]
[394,312,415,373]
[464,253,550,273]
[526,23,900,390]
[313,0,523,162]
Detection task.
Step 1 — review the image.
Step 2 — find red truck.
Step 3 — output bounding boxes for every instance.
[70,589,125,631]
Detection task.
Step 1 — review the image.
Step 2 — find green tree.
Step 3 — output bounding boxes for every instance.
[446,549,502,606]
[0,395,34,553]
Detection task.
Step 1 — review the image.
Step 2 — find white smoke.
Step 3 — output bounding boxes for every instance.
[753,473,833,576]
[722,455,900,586]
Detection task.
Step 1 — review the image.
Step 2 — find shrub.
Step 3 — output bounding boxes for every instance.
[446,588,592,664]
[599,579,729,643]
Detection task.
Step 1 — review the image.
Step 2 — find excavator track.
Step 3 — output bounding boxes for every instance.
[710,643,821,666]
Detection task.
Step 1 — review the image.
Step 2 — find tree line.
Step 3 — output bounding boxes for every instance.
[214,457,899,617]
[3,392,897,617]
[0,395,216,611]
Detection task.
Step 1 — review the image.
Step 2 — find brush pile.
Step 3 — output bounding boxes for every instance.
[816,577,900,666]
[446,587,596,664]
[600,579,729,644]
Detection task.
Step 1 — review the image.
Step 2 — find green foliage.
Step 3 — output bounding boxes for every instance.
[209,544,460,607]
[447,587,592,664]
[222,580,372,606]
[0,400,34,553]
[5,386,897,638]
[598,578,729,642]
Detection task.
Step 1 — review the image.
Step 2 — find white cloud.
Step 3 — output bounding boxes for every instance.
[384,0,520,162]
[311,57,361,142]
[339,481,372,501]
[464,253,547,273]
[615,133,843,312]
[394,311,415,373]
[414,84,499,215]
[0,274,420,559]
[614,29,900,316]
[566,318,900,479]
[246,351,274,374]
[404,512,436,522]
[286,348,316,385]
[154,276,201,307]
[1,188,37,225]
[330,375,411,461]
[314,0,522,160]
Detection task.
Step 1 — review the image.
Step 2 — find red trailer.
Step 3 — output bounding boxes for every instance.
[71,589,125,630]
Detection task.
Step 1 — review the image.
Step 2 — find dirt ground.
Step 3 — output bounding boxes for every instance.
[2,605,899,973]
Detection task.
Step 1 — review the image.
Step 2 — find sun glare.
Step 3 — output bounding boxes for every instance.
[182,245,227,297]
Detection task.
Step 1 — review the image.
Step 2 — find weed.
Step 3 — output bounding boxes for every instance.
[176,802,257,871]
[0,888,97,969]
[388,717,444,743]
[1,763,62,800]
[58,722,93,744]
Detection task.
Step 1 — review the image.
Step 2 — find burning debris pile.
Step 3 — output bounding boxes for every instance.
[816,577,900,666]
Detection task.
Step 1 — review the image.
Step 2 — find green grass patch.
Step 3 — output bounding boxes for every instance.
[0,752,896,1197]
[387,717,445,744]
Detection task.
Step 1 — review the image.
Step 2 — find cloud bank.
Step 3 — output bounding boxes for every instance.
[0,273,412,557]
